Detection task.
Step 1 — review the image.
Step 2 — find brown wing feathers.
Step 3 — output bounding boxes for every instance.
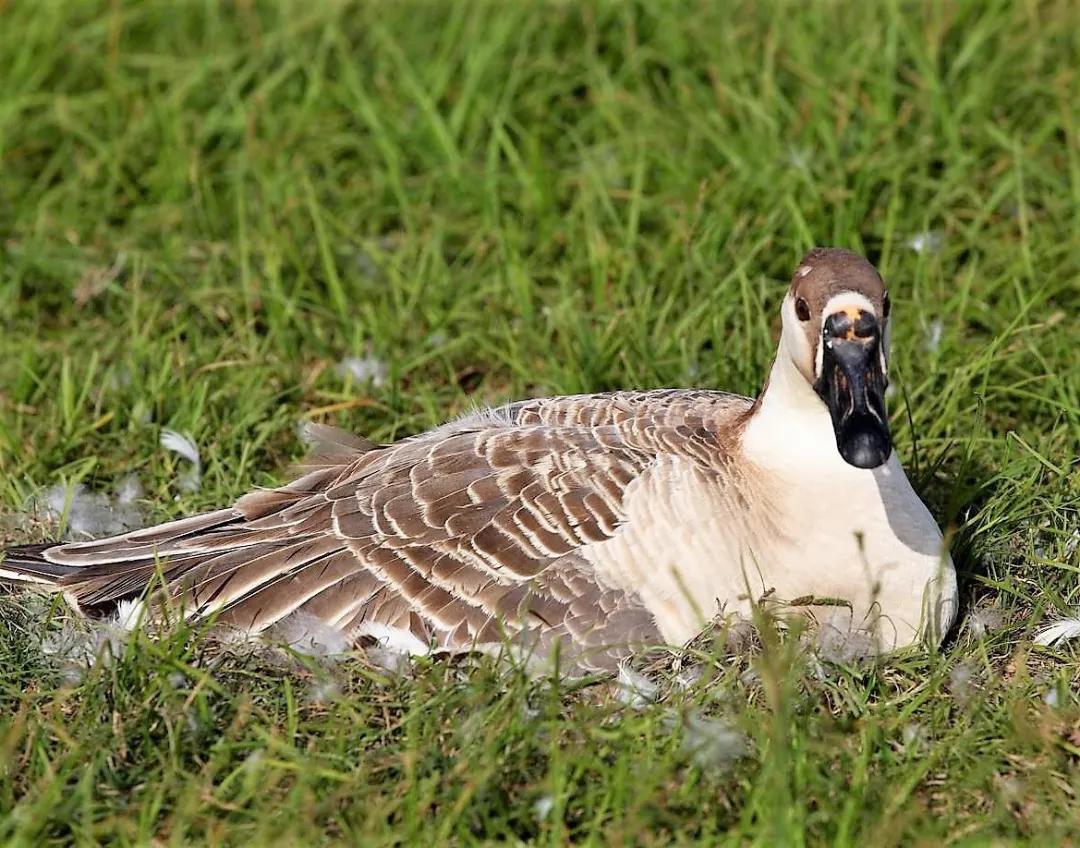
[1,392,749,667]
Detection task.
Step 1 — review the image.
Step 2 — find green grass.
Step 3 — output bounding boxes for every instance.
[1,0,1078,843]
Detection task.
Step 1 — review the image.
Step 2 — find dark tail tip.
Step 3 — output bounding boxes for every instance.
[0,543,76,584]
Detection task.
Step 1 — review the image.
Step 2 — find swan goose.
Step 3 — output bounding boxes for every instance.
[1,248,958,670]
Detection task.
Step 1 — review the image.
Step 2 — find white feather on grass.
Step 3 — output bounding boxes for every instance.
[305,678,343,706]
[615,666,658,709]
[902,723,927,751]
[159,429,200,465]
[160,428,201,492]
[1033,618,1080,647]
[810,617,875,667]
[114,473,144,505]
[923,318,944,353]
[334,355,388,388]
[114,598,146,632]
[271,611,352,658]
[680,711,749,770]
[364,645,412,675]
[533,796,555,822]
[906,230,944,255]
[968,607,1007,638]
[947,661,977,707]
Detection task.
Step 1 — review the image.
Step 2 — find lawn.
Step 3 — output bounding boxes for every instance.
[1,0,1078,843]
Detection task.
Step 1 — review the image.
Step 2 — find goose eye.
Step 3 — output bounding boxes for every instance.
[882,292,891,320]
[795,297,811,321]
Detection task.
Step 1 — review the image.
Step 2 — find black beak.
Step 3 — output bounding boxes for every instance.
[813,309,891,469]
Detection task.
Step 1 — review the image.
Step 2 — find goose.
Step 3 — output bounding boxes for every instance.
[1,248,958,671]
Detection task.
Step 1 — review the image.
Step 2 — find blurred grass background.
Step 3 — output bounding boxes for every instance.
[0,0,1077,843]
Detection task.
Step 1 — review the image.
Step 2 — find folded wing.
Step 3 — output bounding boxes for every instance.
[2,390,748,668]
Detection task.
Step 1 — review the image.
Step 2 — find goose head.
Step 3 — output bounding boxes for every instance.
[776,248,892,469]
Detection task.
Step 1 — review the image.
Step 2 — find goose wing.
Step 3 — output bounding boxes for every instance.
[5,390,750,667]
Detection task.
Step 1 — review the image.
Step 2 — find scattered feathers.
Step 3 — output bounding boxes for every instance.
[29,480,146,541]
[38,605,141,682]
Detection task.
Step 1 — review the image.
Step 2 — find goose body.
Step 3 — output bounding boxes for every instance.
[1,249,958,670]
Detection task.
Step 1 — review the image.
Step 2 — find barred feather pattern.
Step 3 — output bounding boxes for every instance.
[3,390,753,670]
